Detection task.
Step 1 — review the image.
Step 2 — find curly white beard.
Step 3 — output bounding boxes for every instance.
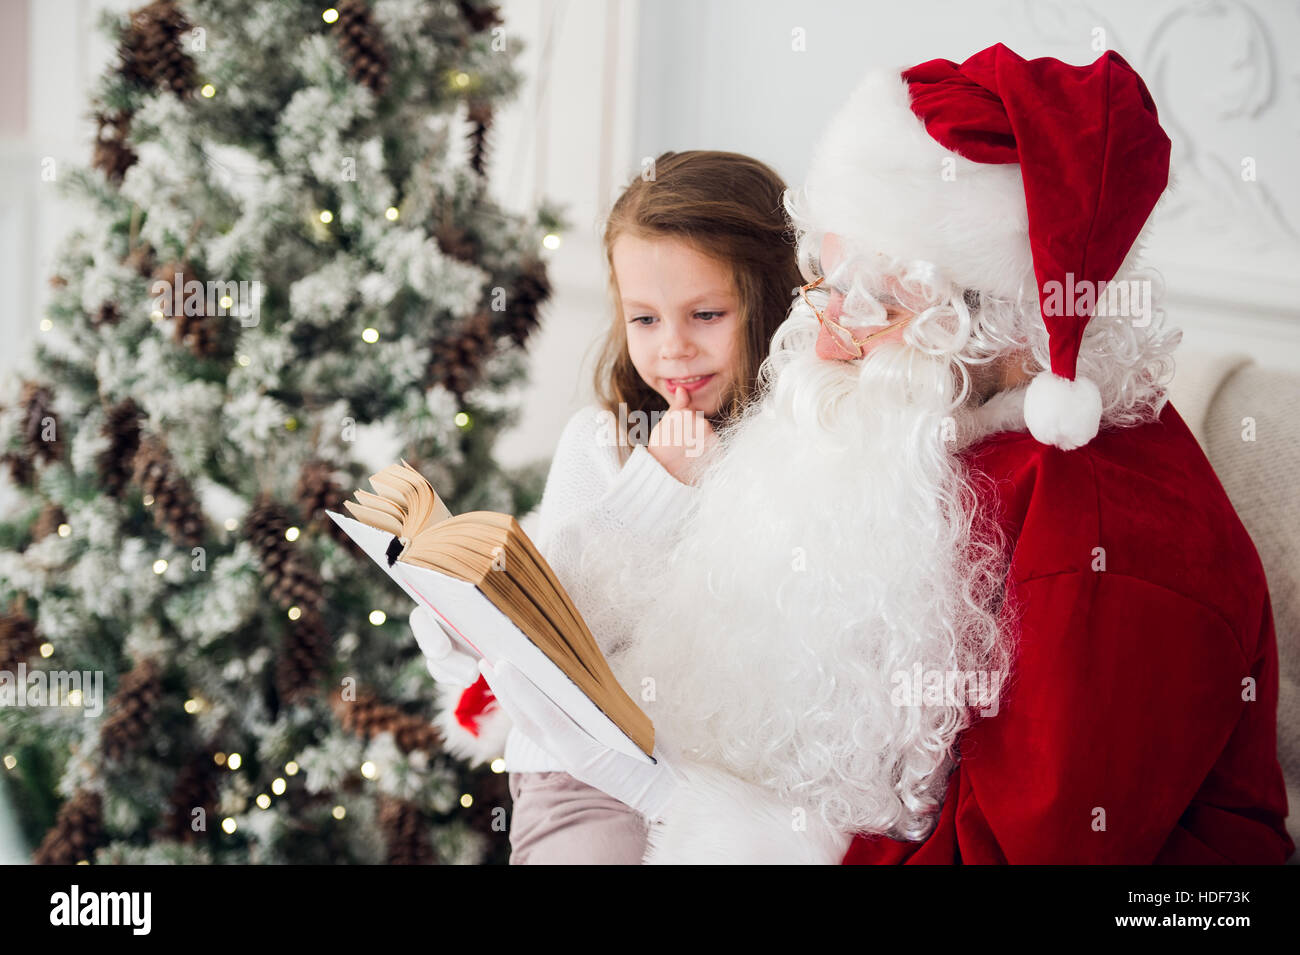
[607,305,1015,841]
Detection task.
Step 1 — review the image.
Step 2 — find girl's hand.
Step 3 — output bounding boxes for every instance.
[409,606,480,687]
[646,384,718,485]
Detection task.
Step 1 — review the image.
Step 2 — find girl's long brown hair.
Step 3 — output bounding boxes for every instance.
[593,150,802,463]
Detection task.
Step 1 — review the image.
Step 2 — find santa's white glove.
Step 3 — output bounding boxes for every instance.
[409,606,480,688]
[475,658,681,821]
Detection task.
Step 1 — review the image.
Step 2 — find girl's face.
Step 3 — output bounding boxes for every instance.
[612,233,742,416]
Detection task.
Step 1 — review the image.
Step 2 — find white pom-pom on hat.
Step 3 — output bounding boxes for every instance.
[1023,371,1102,451]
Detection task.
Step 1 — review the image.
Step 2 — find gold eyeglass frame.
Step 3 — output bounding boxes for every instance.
[798,275,915,359]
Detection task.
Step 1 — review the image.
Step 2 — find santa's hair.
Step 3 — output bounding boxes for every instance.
[782,185,1183,433]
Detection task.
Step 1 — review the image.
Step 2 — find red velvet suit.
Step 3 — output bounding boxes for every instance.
[843,402,1293,864]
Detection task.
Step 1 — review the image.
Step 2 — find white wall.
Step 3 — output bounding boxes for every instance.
[628,0,1300,369]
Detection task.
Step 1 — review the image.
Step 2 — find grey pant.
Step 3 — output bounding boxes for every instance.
[507,771,648,864]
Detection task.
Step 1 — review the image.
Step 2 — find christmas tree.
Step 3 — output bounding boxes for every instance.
[0,0,561,864]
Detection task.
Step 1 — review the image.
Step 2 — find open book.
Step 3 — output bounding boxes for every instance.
[326,460,655,764]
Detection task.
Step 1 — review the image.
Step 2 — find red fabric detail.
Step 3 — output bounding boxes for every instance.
[454,674,498,737]
[901,44,1171,381]
[842,402,1294,864]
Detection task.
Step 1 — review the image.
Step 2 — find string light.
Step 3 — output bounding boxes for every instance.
[271,778,286,795]
[214,752,227,766]
[201,84,216,98]
[284,526,300,542]
[67,690,82,707]
[322,8,339,23]
[142,494,154,506]
[152,559,167,575]
[454,412,470,428]
[284,418,299,432]
[385,207,399,221]
[361,327,379,343]
[490,758,505,774]
[222,817,237,833]
[542,233,561,250]
[360,761,376,779]
[39,643,53,658]
[285,761,299,776]
[256,794,271,809]
[227,753,242,770]
[368,610,386,626]
[57,524,70,537]
[3,755,17,770]
[332,805,346,819]
[40,319,52,331]
[184,697,202,714]
[459,794,473,808]
[224,518,238,531]
[319,210,333,224]
[287,606,302,620]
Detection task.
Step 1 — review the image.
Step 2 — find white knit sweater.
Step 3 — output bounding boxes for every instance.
[434,403,700,772]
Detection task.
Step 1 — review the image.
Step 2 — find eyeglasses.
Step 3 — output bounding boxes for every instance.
[798,276,915,360]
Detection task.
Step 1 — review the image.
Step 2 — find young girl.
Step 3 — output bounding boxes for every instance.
[413,150,802,863]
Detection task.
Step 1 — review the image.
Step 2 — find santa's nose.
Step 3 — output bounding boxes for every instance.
[815,320,861,361]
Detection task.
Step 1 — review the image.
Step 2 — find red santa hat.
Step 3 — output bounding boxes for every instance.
[800,43,1171,450]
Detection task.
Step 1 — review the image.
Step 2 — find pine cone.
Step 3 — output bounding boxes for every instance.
[125,241,156,278]
[132,432,206,549]
[154,748,221,843]
[0,452,34,488]
[294,459,352,547]
[332,688,442,758]
[274,607,332,705]
[91,109,138,184]
[0,605,41,673]
[100,658,164,763]
[456,0,503,34]
[152,259,230,360]
[378,795,438,865]
[333,0,389,96]
[432,215,480,263]
[244,494,325,616]
[426,310,495,399]
[493,258,552,347]
[30,502,67,543]
[118,0,199,98]
[466,100,492,177]
[91,301,121,329]
[18,381,64,469]
[32,789,106,865]
[98,397,144,499]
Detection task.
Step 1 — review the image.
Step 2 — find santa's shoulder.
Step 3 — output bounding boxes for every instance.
[966,400,1269,647]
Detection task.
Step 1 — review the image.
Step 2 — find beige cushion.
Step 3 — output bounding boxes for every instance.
[1193,361,1300,858]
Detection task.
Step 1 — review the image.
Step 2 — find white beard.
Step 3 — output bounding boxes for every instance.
[608,308,1020,840]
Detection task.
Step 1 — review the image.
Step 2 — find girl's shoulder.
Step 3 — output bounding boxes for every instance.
[552,403,627,478]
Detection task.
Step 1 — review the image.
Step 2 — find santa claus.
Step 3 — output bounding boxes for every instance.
[476,43,1294,864]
